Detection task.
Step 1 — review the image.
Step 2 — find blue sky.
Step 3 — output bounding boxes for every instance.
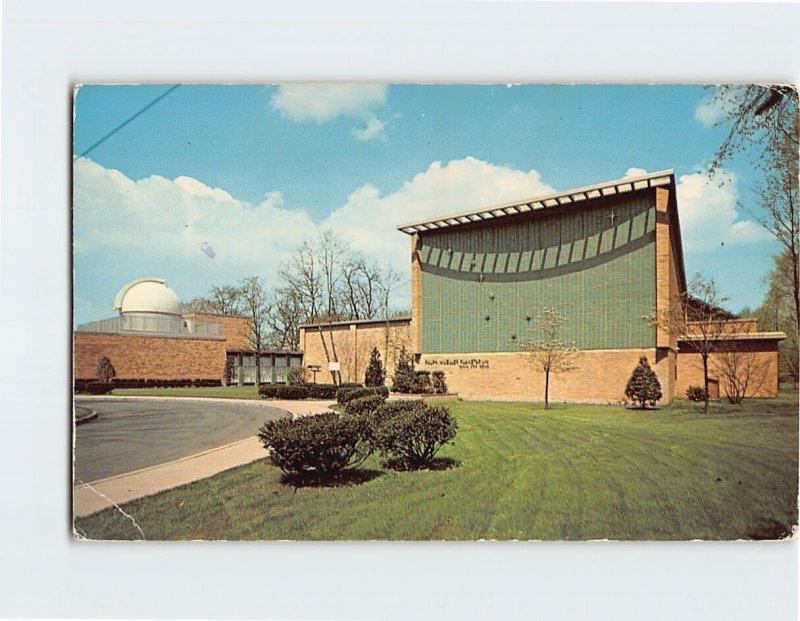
[73,83,778,325]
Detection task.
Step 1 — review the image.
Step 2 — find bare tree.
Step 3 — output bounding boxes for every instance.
[521,307,580,409]
[238,276,271,386]
[707,85,799,333]
[713,348,770,405]
[648,274,735,413]
[182,284,243,315]
[265,286,305,351]
[756,250,799,382]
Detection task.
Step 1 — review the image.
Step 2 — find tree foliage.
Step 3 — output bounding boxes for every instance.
[754,250,799,382]
[96,356,116,383]
[624,356,662,409]
[390,346,417,393]
[364,347,386,387]
[521,308,580,408]
[707,85,799,335]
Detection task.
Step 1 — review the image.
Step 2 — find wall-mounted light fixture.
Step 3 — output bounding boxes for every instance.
[484,314,491,321]
[488,292,495,302]
[510,333,517,341]
[526,315,532,322]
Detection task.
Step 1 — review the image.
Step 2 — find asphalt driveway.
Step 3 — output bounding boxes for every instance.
[73,398,287,483]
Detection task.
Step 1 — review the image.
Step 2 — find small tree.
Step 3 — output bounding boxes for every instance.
[522,308,580,408]
[625,356,663,409]
[364,347,386,387]
[391,346,416,393]
[96,356,116,383]
[286,366,309,385]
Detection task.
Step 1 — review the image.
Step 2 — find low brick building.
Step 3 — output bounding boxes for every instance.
[74,278,301,386]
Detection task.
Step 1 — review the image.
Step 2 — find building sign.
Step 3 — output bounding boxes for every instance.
[424,358,490,370]
[328,361,341,372]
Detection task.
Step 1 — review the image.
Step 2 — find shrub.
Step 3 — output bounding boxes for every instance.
[223,357,235,386]
[84,382,113,395]
[337,385,389,405]
[306,383,339,400]
[96,357,116,383]
[259,384,310,400]
[431,370,448,394]
[287,366,308,385]
[624,356,663,409]
[344,394,385,417]
[686,385,708,402]
[257,412,372,475]
[364,347,386,387]
[413,370,432,394]
[259,384,279,398]
[391,346,417,393]
[373,400,458,467]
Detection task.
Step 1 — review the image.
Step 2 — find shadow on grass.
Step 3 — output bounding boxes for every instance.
[747,518,795,540]
[382,457,461,472]
[280,468,384,489]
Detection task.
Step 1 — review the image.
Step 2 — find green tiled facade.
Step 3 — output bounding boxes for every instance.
[420,193,657,353]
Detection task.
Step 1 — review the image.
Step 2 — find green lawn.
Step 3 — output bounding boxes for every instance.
[74,405,94,420]
[110,386,261,399]
[74,392,798,541]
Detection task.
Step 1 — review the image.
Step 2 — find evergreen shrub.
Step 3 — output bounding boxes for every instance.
[258,412,372,475]
[624,356,663,409]
[344,394,385,417]
[306,383,339,400]
[391,347,417,393]
[364,347,386,387]
[431,371,448,394]
[373,400,458,467]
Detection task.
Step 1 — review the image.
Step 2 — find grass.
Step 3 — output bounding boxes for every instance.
[74,392,798,541]
[74,405,95,421]
[109,386,261,399]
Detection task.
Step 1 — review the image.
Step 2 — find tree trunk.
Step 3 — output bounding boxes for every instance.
[702,353,710,413]
[792,247,800,334]
[544,369,550,409]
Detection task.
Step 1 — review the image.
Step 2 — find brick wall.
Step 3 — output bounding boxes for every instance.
[183,312,252,350]
[676,339,780,398]
[421,348,670,403]
[74,332,227,381]
[300,320,413,384]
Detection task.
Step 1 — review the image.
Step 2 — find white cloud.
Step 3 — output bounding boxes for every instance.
[694,87,743,127]
[676,170,768,251]
[321,157,556,290]
[270,83,387,123]
[351,115,387,141]
[624,167,648,178]
[73,157,317,271]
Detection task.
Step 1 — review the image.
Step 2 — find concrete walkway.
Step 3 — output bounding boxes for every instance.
[72,398,334,519]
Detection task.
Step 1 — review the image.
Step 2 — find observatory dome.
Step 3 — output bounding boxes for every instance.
[113,278,182,316]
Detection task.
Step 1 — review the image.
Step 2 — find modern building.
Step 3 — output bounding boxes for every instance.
[302,170,785,402]
[74,277,302,386]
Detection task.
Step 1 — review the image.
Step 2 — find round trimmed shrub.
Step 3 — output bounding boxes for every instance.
[257,412,372,475]
[685,385,708,402]
[258,384,279,399]
[372,400,457,467]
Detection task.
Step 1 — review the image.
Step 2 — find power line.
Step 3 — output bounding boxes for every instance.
[75,84,181,159]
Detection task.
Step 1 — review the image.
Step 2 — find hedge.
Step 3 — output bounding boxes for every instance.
[337,385,389,406]
[258,384,310,400]
[257,412,372,475]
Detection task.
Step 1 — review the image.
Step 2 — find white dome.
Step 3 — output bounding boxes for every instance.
[113,278,181,316]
